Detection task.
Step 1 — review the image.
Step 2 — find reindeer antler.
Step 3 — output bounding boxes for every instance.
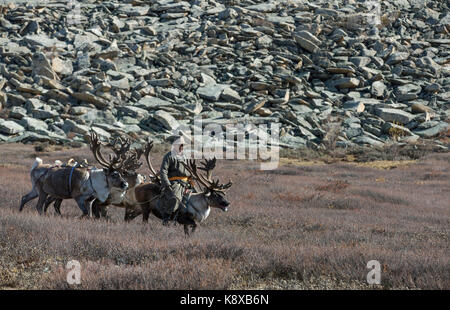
[89,131,110,168]
[109,137,131,159]
[199,157,216,181]
[143,139,160,183]
[121,147,143,171]
[89,131,128,170]
[182,159,232,192]
[120,151,142,171]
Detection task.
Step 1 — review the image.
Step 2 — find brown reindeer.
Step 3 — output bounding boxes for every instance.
[89,139,163,221]
[41,158,91,215]
[121,139,163,221]
[40,132,145,217]
[89,133,146,218]
[19,137,129,217]
[123,143,233,235]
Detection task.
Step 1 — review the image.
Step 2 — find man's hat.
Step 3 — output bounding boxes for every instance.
[167,130,192,145]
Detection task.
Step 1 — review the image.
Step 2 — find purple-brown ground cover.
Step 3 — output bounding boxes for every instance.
[0,143,448,289]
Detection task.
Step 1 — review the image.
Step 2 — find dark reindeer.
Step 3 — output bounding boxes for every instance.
[41,132,145,217]
[129,144,233,235]
[19,138,129,217]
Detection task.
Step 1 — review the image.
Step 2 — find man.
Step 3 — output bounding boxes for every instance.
[159,135,192,225]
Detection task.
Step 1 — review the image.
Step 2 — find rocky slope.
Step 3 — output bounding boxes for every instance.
[0,0,449,150]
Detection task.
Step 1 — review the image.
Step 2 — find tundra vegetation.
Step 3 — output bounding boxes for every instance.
[0,143,448,290]
[0,0,449,290]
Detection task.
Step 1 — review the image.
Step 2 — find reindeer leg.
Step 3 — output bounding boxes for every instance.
[85,197,96,218]
[55,199,62,215]
[35,192,48,215]
[19,188,38,211]
[31,183,50,215]
[124,206,133,222]
[43,197,51,213]
[142,205,151,223]
[75,196,89,217]
[91,200,101,218]
[100,205,109,219]
[53,199,62,216]
[124,206,142,222]
[184,224,190,236]
[43,196,56,213]
[191,222,197,234]
[124,208,132,222]
[178,216,196,236]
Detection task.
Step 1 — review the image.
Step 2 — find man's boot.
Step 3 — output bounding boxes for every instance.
[161,196,177,226]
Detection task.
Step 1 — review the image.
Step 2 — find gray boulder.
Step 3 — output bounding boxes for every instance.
[152,110,180,131]
[0,120,25,135]
[19,117,49,132]
[197,85,227,101]
[413,122,449,138]
[374,108,415,124]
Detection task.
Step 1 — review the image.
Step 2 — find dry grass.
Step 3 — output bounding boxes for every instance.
[280,141,445,164]
[315,180,350,193]
[0,143,449,290]
[350,160,417,170]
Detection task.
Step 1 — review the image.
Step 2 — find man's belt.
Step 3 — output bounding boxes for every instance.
[169,176,195,187]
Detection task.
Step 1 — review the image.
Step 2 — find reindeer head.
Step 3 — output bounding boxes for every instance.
[183,158,233,212]
[106,168,129,191]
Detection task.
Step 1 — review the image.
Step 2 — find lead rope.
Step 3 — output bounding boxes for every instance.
[122,193,162,206]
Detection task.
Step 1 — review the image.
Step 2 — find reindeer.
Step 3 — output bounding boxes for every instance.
[19,158,84,214]
[132,148,233,235]
[87,138,233,233]
[88,132,145,218]
[91,139,165,221]
[42,158,90,215]
[19,137,129,217]
[40,132,145,217]
[121,139,163,221]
